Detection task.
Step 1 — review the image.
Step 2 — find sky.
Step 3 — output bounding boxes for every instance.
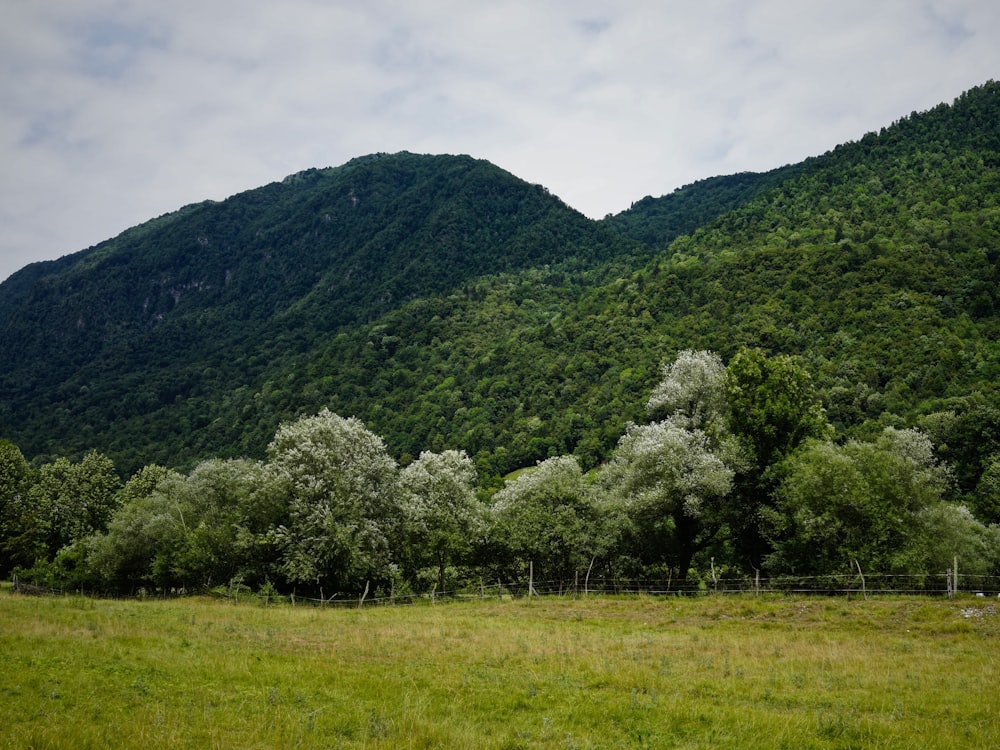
[2,1,999,282]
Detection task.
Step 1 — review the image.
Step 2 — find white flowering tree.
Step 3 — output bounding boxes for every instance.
[488,455,606,584]
[398,449,483,593]
[647,349,728,432]
[268,409,399,595]
[603,418,733,580]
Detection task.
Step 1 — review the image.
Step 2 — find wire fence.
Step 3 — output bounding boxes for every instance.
[211,571,1000,608]
[12,572,1000,607]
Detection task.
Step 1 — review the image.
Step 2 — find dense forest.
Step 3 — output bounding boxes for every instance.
[2,81,1000,595]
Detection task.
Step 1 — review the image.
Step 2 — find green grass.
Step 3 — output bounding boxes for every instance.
[1,586,998,749]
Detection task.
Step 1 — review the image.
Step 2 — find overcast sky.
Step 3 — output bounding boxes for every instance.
[2,1,999,282]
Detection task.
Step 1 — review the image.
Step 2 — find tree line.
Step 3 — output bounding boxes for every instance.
[4,347,998,598]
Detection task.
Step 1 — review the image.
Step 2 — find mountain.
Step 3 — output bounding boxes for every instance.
[2,82,1000,498]
[0,152,638,471]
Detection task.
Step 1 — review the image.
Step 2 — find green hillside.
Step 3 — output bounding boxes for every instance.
[2,82,1000,498]
[0,152,638,472]
[5,82,1000,593]
[182,82,1000,492]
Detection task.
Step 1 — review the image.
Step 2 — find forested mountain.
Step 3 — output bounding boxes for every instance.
[2,81,1000,503]
[603,165,801,247]
[0,153,638,472]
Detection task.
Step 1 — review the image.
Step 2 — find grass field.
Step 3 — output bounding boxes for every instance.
[1,585,998,749]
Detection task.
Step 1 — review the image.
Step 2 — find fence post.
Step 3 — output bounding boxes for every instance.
[954,557,959,597]
[854,559,867,601]
[754,569,760,598]
[359,580,369,608]
[529,561,534,599]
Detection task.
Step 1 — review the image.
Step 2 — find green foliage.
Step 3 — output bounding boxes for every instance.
[766,428,954,574]
[0,152,638,475]
[86,459,266,591]
[5,83,1000,589]
[604,168,801,247]
[0,439,33,575]
[7,84,1000,486]
[487,455,606,583]
[5,450,122,574]
[725,348,832,470]
[974,453,1000,524]
[398,449,483,592]
[722,348,833,568]
[912,503,1000,576]
[268,409,399,594]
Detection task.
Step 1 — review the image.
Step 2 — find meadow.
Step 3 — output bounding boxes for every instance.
[1,585,998,749]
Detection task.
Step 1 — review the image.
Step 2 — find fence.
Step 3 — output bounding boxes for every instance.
[12,572,1000,607]
[207,571,1000,608]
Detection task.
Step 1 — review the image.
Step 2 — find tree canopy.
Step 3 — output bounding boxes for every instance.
[5,83,1000,594]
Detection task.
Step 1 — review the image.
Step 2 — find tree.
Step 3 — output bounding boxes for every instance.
[489,455,604,585]
[603,419,733,581]
[647,349,727,431]
[723,348,831,568]
[86,459,263,590]
[159,458,268,588]
[0,440,35,576]
[973,453,1000,524]
[118,464,177,506]
[268,409,399,595]
[398,449,483,593]
[911,503,1000,576]
[19,451,122,560]
[765,428,953,574]
[725,348,831,471]
[86,465,183,590]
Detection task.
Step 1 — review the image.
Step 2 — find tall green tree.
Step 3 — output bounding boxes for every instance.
[723,348,831,569]
[974,453,1000,525]
[0,440,35,575]
[765,428,953,574]
[19,451,122,561]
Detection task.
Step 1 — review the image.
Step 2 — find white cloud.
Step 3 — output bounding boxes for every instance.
[2,0,999,281]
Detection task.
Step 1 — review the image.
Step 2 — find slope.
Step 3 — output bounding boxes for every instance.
[230,81,1000,487]
[0,152,639,470]
[2,82,1000,494]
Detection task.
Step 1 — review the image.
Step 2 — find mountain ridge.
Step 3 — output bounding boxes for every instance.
[2,82,1000,494]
